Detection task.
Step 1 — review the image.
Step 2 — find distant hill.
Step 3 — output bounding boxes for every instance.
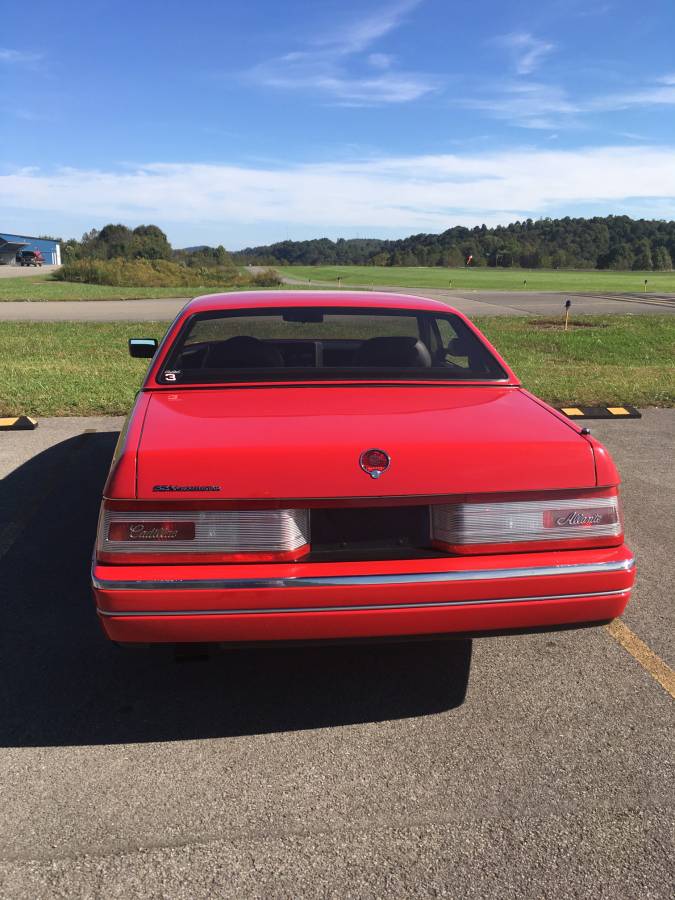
[231,216,675,271]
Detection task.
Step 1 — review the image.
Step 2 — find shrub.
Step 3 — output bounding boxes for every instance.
[249,268,283,287]
[55,258,249,288]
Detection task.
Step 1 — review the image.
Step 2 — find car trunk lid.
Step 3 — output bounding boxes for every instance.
[133,385,596,500]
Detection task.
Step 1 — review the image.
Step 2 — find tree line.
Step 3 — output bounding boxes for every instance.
[232,216,675,270]
[56,224,237,271]
[49,215,675,271]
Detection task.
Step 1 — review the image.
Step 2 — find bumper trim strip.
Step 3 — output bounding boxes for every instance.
[92,557,635,593]
[97,588,631,618]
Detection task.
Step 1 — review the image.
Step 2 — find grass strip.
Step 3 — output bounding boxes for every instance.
[279,265,675,293]
[0,276,195,301]
[476,315,674,408]
[0,316,672,416]
[0,276,306,301]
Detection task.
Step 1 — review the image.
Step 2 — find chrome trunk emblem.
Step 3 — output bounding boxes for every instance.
[359,449,390,479]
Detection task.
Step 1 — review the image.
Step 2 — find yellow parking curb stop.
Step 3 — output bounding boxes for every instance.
[0,416,38,431]
[558,406,641,419]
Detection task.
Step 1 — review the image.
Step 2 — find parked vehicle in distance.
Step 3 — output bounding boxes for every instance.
[16,249,43,266]
[92,291,635,648]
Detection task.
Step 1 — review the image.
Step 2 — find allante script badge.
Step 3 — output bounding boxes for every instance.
[544,507,617,528]
[555,511,603,526]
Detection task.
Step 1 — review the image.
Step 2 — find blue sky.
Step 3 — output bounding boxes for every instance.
[1,0,674,248]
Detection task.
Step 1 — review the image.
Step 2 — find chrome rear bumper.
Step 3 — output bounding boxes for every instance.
[92,556,635,593]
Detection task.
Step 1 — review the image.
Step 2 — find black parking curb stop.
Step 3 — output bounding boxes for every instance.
[558,406,641,419]
[0,415,38,431]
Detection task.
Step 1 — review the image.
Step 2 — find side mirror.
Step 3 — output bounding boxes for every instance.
[129,338,158,358]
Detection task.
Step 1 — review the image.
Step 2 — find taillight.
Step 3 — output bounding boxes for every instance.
[107,521,196,542]
[431,490,623,554]
[97,507,310,563]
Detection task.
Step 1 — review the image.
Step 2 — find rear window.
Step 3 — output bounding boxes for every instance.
[159,307,507,384]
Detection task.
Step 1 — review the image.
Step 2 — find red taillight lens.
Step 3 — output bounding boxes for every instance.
[431,490,623,554]
[97,507,310,563]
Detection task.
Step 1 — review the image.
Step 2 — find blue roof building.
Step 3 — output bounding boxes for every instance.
[0,232,61,266]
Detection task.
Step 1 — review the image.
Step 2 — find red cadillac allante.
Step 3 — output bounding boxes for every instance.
[92,291,635,646]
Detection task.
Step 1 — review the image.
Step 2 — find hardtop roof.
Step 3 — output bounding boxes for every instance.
[185,290,459,316]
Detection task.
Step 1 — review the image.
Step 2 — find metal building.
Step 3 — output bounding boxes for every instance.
[0,232,62,266]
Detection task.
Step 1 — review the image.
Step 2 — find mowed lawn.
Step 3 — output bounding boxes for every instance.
[0,275,308,301]
[0,275,195,301]
[0,317,673,416]
[4,268,675,300]
[0,276,263,302]
[476,316,674,408]
[279,265,675,293]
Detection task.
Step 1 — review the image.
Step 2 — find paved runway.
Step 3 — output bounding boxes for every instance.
[0,290,674,321]
[0,412,672,897]
[394,288,675,316]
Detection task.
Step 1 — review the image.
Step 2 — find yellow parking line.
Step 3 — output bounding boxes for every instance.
[606,619,675,699]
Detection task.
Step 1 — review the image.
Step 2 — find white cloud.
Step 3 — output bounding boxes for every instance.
[1,147,674,244]
[245,1,438,105]
[0,48,42,65]
[250,61,438,105]
[368,53,393,70]
[590,82,675,111]
[467,81,581,129]
[494,32,556,76]
[464,71,675,129]
[314,0,422,54]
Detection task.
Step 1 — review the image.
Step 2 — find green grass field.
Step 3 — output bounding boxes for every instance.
[0,275,294,301]
[279,265,675,293]
[0,275,194,301]
[0,316,672,416]
[3,266,674,300]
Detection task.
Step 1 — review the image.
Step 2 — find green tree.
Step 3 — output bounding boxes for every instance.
[97,224,134,259]
[132,225,172,260]
[444,247,464,267]
[60,238,82,262]
[653,246,672,270]
[631,238,653,270]
[79,228,104,259]
[608,243,635,270]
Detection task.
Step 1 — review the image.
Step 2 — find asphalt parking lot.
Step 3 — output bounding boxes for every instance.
[0,413,673,898]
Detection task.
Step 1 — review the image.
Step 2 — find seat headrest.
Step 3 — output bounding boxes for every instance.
[205,335,284,368]
[354,336,432,368]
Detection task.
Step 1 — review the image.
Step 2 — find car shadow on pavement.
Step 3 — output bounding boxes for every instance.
[0,432,471,748]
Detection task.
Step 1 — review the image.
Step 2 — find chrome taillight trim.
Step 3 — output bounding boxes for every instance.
[98,508,310,555]
[96,587,631,617]
[431,495,622,545]
[92,556,635,591]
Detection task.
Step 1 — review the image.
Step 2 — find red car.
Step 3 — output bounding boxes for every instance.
[92,291,635,646]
